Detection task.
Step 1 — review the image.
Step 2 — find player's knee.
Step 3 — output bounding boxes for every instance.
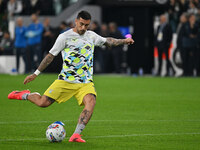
[37,97,51,108]
[90,98,96,108]
[38,102,49,108]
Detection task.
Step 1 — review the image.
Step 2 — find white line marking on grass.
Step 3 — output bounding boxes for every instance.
[88,132,200,139]
[0,132,200,142]
[1,119,200,125]
[0,138,46,142]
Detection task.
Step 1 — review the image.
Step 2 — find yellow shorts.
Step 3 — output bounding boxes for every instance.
[44,79,97,106]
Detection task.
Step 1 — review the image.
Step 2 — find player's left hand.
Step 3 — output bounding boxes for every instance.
[125,38,134,45]
[24,74,37,84]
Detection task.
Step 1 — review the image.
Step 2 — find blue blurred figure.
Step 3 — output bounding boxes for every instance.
[26,13,43,72]
[15,17,28,73]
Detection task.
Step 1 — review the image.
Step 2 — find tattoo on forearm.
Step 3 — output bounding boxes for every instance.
[78,109,92,125]
[106,37,125,47]
[38,53,54,72]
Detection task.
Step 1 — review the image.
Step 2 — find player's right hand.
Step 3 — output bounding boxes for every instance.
[24,74,37,84]
[125,38,134,45]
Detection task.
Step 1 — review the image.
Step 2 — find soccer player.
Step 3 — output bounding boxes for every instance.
[8,11,134,142]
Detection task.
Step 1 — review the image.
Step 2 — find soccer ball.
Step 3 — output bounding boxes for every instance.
[46,121,66,142]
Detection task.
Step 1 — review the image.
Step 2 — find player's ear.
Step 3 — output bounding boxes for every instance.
[75,19,78,25]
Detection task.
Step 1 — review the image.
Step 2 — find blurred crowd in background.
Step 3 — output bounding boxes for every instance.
[0,0,74,17]
[155,0,200,76]
[0,0,200,76]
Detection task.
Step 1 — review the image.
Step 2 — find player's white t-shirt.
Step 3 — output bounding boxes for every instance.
[49,29,106,83]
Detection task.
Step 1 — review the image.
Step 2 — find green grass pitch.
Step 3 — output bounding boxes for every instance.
[0,74,200,150]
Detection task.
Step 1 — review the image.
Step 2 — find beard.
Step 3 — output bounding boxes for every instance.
[78,29,86,35]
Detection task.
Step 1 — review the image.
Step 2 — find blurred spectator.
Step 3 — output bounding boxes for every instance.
[177,13,188,48]
[59,21,69,33]
[168,0,185,32]
[100,23,109,37]
[90,21,100,33]
[53,0,62,15]
[192,0,200,7]
[22,0,41,15]
[0,0,7,13]
[42,18,54,57]
[182,13,199,76]
[187,1,198,15]
[7,0,22,20]
[0,14,8,32]
[90,21,104,73]
[29,0,41,15]
[26,13,44,72]
[176,13,188,72]
[100,23,110,73]
[20,0,71,15]
[68,21,74,28]
[21,1,31,15]
[179,0,188,11]
[7,0,22,40]
[196,5,200,20]
[15,17,28,73]
[108,22,124,73]
[0,31,13,55]
[155,14,173,76]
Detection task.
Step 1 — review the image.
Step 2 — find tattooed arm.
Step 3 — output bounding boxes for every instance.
[37,53,55,72]
[24,53,55,84]
[105,37,134,48]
